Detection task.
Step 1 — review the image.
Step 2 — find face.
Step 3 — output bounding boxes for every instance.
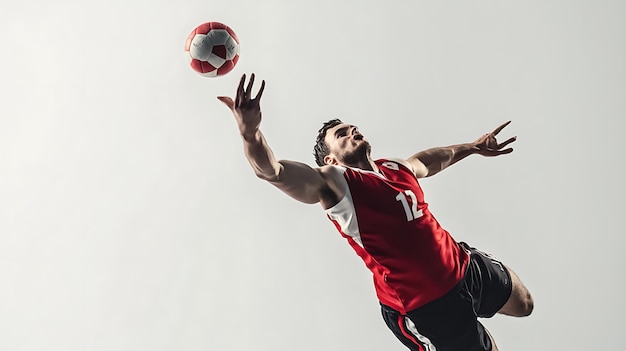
[323,123,371,166]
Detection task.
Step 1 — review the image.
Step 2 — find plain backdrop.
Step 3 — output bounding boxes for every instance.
[1,1,624,350]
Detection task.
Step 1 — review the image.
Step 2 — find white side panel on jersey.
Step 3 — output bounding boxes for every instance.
[325,168,363,248]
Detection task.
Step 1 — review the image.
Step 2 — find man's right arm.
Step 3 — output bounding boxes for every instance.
[240,129,330,205]
[218,73,341,207]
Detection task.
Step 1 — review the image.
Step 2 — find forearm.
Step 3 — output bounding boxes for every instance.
[411,143,476,177]
[241,130,282,181]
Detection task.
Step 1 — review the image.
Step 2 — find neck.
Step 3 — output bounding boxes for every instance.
[343,157,379,173]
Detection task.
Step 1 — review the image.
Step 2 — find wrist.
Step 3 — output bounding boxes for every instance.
[463,142,479,155]
[240,128,260,142]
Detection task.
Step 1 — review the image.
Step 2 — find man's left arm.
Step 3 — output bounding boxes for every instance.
[406,121,517,178]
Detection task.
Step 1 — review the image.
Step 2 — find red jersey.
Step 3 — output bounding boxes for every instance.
[325,159,470,314]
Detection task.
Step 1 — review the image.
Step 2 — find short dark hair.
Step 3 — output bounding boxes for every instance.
[313,118,343,166]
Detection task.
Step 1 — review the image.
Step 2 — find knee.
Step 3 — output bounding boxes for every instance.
[519,291,534,317]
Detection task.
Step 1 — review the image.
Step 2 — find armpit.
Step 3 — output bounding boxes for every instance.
[318,165,348,209]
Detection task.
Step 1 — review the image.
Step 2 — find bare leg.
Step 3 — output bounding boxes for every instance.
[498,265,534,317]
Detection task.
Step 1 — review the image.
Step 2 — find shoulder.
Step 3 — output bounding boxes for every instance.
[318,164,346,178]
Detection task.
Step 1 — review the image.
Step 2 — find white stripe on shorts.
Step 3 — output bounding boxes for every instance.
[404,317,437,351]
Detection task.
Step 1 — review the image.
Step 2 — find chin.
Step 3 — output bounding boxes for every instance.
[360,140,372,153]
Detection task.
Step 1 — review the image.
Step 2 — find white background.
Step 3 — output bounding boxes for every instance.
[1,1,624,350]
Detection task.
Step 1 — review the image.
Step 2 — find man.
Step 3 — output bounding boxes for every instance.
[217,73,533,351]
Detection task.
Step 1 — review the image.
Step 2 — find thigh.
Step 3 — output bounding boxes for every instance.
[461,243,513,318]
[381,304,425,351]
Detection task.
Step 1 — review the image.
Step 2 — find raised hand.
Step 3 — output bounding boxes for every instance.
[217,73,266,137]
[472,121,517,156]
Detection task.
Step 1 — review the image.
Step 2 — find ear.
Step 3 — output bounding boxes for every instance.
[324,155,338,165]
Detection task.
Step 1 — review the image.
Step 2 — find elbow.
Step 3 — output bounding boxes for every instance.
[254,170,278,183]
[253,164,283,182]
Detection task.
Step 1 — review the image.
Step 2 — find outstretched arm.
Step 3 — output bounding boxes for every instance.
[407,121,517,178]
[217,74,334,205]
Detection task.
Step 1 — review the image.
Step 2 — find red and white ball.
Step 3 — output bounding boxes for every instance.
[185,22,240,77]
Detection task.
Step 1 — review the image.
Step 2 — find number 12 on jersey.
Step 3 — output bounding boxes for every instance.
[395,190,423,221]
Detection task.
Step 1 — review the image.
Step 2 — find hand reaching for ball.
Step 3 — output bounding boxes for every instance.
[471,121,517,156]
[217,73,266,138]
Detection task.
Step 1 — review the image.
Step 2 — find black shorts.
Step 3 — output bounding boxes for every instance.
[380,242,512,351]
